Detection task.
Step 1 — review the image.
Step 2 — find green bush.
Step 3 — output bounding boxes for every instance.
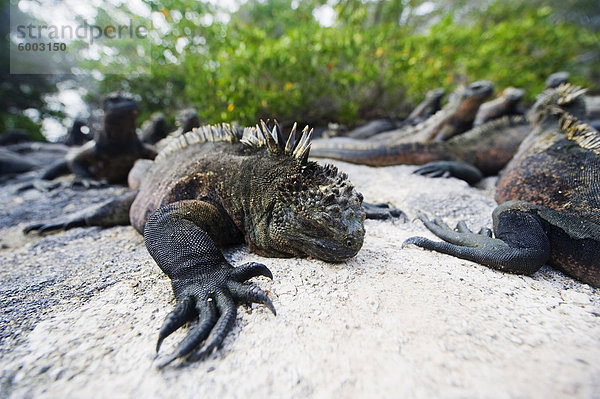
[100,0,600,127]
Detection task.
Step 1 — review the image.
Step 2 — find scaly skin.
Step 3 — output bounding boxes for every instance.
[405,84,600,287]
[26,122,372,367]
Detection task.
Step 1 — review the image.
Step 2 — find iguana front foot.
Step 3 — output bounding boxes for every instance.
[23,192,136,234]
[15,179,61,193]
[16,177,107,193]
[156,261,275,368]
[24,214,86,234]
[403,212,550,275]
[363,202,407,221]
[413,161,483,185]
[69,177,108,189]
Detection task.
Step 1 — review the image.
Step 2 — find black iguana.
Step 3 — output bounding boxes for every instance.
[140,113,169,145]
[59,119,91,146]
[40,92,157,185]
[25,121,392,367]
[545,71,570,89]
[404,84,600,287]
[154,108,201,151]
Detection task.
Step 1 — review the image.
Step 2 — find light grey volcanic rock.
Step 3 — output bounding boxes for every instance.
[0,162,598,398]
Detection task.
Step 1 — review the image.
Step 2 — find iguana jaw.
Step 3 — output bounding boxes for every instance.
[270,216,365,262]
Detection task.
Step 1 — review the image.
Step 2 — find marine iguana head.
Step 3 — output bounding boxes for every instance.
[464,80,495,101]
[176,108,201,134]
[141,112,168,144]
[545,71,570,89]
[503,87,525,102]
[271,160,366,262]
[243,122,366,262]
[99,92,140,145]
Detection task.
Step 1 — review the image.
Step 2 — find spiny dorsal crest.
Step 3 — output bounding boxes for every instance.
[155,123,242,162]
[538,83,587,107]
[240,120,313,164]
[558,113,600,155]
[155,120,314,163]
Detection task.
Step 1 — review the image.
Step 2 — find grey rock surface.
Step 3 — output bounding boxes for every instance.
[0,162,598,398]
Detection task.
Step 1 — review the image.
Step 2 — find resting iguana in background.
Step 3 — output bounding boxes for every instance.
[369,80,494,143]
[26,121,371,367]
[310,114,529,184]
[140,112,169,145]
[40,92,157,185]
[405,84,600,287]
[473,87,525,126]
[346,88,445,140]
[154,108,201,151]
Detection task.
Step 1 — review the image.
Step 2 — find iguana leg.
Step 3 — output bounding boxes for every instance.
[23,191,136,233]
[363,202,407,221]
[144,200,275,368]
[413,161,483,185]
[403,206,551,275]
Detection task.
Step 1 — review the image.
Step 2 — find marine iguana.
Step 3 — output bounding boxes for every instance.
[367,80,494,143]
[26,121,399,367]
[140,113,169,145]
[60,119,91,146]
[155,108,201,151]
[402,88,446,127]
[40,92,157,185]
[404,84,600,287]
[473,87,525,126]
[545,71,570,89]
[346,88,445,140]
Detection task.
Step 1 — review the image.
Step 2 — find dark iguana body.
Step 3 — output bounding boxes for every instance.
[41,92,156,184]
[405,84,600,287]
[402,88,446,128]
[26,122,368,367]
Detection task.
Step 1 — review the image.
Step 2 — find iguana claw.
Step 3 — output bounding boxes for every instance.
[155,262,275,369]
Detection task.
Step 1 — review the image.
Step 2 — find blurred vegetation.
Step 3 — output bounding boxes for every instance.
[3,0,600,139]
[100,0,599,127]
[1,2,55,141]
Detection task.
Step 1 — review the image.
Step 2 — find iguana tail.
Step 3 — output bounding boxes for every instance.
[310,137,450,166]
